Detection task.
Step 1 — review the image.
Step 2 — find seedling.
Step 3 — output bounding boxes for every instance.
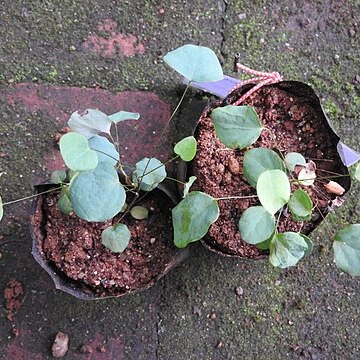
[165,45,360,276]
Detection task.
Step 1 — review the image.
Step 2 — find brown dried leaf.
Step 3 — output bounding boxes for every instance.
[298,161,317,186]
[324,181,345,196]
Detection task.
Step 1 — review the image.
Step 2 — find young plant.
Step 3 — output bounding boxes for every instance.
[165,46,360,275]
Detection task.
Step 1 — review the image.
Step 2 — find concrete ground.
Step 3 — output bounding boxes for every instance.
[0,1,359,359]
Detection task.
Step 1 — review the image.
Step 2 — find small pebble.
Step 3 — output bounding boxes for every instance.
[235,286,244,296]
[228,157,240,175]
[150,237,156,244]
[215,340,223,348]
[209,312,217,320]
[52,332,69,358]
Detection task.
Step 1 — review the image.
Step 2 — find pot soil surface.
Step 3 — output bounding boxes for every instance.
[30,189,180,298]
[191,82,350,258]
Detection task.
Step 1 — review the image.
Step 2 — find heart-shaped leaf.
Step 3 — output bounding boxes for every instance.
[132,157,167,191]
[284,152,306,172]
[183,176,197,198]
[333,224,360,276]
[174,136,197,161]
[243,148,285,188]
[70,162,126,222]
[0,195,3,221]
[239,206,275,244]
[172,191,219,248]
[88,135,119,166]
[130,206,149,220]
[211,105,263,150]
[269,232,308,268]
[51,170,67,184]
[101,224,131,253]
[257,169,290,215]
[108,111,140,123]
[68,109,112,138]
[57,187,73,215]
[163,44,223,82]
[60,132,98,171]
[288,189,313,221]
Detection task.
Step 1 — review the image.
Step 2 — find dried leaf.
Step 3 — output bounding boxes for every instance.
[324,181,345,195]
[298,161,316,186]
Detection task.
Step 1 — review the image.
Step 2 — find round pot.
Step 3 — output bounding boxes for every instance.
[30,182,188,300]
[186,81,351,258]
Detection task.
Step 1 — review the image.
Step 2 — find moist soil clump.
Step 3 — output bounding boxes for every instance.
[31,189,177,297]
[191,84,349,257]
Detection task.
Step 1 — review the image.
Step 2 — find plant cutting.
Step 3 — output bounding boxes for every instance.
[163,45,360,275]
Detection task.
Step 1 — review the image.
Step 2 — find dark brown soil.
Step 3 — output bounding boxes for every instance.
[30,189,179,297]
[191,83,350,257]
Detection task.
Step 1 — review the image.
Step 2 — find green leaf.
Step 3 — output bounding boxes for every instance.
[68,109,112,138]
[333,224,360,276]
[57,187,73,215]
[269,232,308,268]
[130,206,149,220]
[172,191,219,248]
[211,105,263,150]
[70,162,126,222]
[174,136,197,161]
[243,148,285,188]
[355,163,360,181]
[108,111,140,123]
[183,176,197,198]
[132,157,167,191]
[256,238,272,250]
[88,135,119,166]
[300,234,313,257]
[239,206,275,244]
[163,44,223,82]
[284,152,306,172]
[101,224,130,253]
[51,170,67,184]
[0,195,3,221]
[60,132,98,171]
[257,169,291,215]
[288,189,313,221]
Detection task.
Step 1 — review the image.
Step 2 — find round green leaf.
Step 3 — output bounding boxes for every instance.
[163,44,223,82]
[174,136,197,162]
[108,111,140,123]
[88,135,119,166]
[130,206,149,220]
[284,152,306,172]
[0,195,3,221]
[355,162,360,182]
[68,109,111,138]
[70,162,126,222]
[60,132,98,171]
[244,148,285,188]
[172,191,219,248]
[51,170,67,184]
[183,176,197,198]
[211,105,263,150]
[333,224,360,276]
[239,206,275,244]
[257,170,291,215]
[288,189,313,221]
[132,157,167,191]
[57,187,73,215]
[269,232,308,268]
[101,224,130,253]
[300,234,313,257]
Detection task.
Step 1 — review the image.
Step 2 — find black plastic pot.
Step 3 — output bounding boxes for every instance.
[185,81,351,258]
[30,182,188,300]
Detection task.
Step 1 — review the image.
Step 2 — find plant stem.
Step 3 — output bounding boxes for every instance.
[161,81,192,136]
[2,186,62,206]
[166,176,186,184]
[216,195,258,201]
